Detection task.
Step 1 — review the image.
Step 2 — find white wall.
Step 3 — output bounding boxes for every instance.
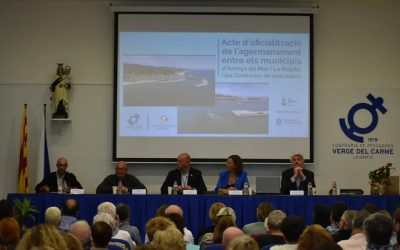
[1,0,399,199]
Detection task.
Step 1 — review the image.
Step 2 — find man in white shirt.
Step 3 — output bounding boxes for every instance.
[338,210,368,250]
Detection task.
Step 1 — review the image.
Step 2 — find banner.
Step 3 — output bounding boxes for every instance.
[17,104,28,193]
[36,104,50,185]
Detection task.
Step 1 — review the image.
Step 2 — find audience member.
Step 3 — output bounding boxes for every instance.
[161,153,207,194]
[363,203,379,214]
[116,203,142,245]
[44,206,61,226]
[227,235,259,250]
[222,227,244,249]
[216,207,237,223]
[152,226,185,250]
[93,212,135,250]
[327,201,348,234]
[270,216,305,250]
[334,210,355,242]
[145,216,175,242]
[364,212,396,250]
[35,157,83,193]
[0,217,20,250]
[311,241,343,250]
[197,202,226,242]
[337,210,368,250]
[256,210,286,248]
[91,221,113,250]
[0,200,15,220]
[62,232,83,250]
[394,208,400,247]
[70,220,92,250]
[59,198,79,232]
[243,201,275,235]
[280,153,315,195]
[16,224,67,250]
[200,214,235,247]
[165,205,194,244]
[313,203,331,228]
[156,204,169,217]
[297,224,334,250]
[96,161,146,194]
[215,155,249,194]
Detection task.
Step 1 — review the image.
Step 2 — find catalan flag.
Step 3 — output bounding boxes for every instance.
[17,104,28,193]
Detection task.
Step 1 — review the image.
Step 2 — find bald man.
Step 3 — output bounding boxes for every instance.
[161,153,207,194]
[222,227,244,249]
[96,161,146,194]
[35,157,83,193]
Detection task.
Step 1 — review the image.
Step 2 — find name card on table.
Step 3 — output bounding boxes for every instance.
[229,190,243,195]
[132,189,147,195]
[70,189,84,194]
[290,190,304,196]
[183,190,197,195]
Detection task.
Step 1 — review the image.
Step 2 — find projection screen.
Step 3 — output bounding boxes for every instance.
[113,12,313,163]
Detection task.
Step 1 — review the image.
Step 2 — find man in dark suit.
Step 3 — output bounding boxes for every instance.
[280,153,315,195]
[96,161,146,194]
[35,157,83,193]
[161,152,207,194]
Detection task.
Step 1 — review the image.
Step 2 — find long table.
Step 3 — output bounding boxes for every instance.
[8,194,400,241]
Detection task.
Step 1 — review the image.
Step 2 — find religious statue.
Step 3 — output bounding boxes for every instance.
[50,63,71,118]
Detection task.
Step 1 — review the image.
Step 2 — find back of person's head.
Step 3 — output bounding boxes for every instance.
[0,200,14,220]
[266,210,286,231]
[341,210,356,230]
[363,203,379,214]
[165,205,183,217]
[331,201,347,223]
[152,226,185,250]
[313,203,331,228]
[16,224,67,250]
[227,235,259,250]
[62,232,83,250]
[0,217,20,247]
[352,210,369,230]
[156,204,169,217]
[311,241,342,250]
[222,227,244,249]
[209,202,226,225]
[297,224,334,250]
[69,220,91,250]
[91,221,112,248]
[257,202,274,222]
[164,213,185,235]
[45,207,61,226]
[364,212,394,246]
[116,203,130,222]
[97,202,116,218]
[145,216,175,242]
[213,215,235,243]
[134,244,157,250]
[62,199,79,217]
[93,212,115,230]
[217,207,236,223]
[279,216,306,244]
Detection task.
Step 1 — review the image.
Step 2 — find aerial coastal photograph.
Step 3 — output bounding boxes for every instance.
[123,55,215,106]
[178,82,269,134]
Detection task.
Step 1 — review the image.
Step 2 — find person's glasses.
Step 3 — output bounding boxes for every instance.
[116,168,127,171]
[57,164,68,167]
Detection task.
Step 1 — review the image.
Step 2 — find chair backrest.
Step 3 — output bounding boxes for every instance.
[261,244,283,250]
[203,244,224,250]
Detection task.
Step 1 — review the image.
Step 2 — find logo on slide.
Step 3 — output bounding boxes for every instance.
[339,93,387,143]
[160,115,169,125]
[128,113,140,125]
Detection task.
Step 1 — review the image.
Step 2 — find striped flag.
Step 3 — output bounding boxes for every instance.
[36,104,50,184]
[17,104,29,193]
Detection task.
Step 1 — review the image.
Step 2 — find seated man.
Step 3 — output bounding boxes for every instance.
[161,152,207,194]
[364,213,396,250]
[280,153,315,195]
[59,198,79,232]
[35,157,83,193]
[96,161,146,194]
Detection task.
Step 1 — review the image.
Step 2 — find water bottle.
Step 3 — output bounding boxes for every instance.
[307,181,313,195]
[62,180,69,194]
[331,181,337,195]
[243,182,249,195]
[172,181,178,195]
